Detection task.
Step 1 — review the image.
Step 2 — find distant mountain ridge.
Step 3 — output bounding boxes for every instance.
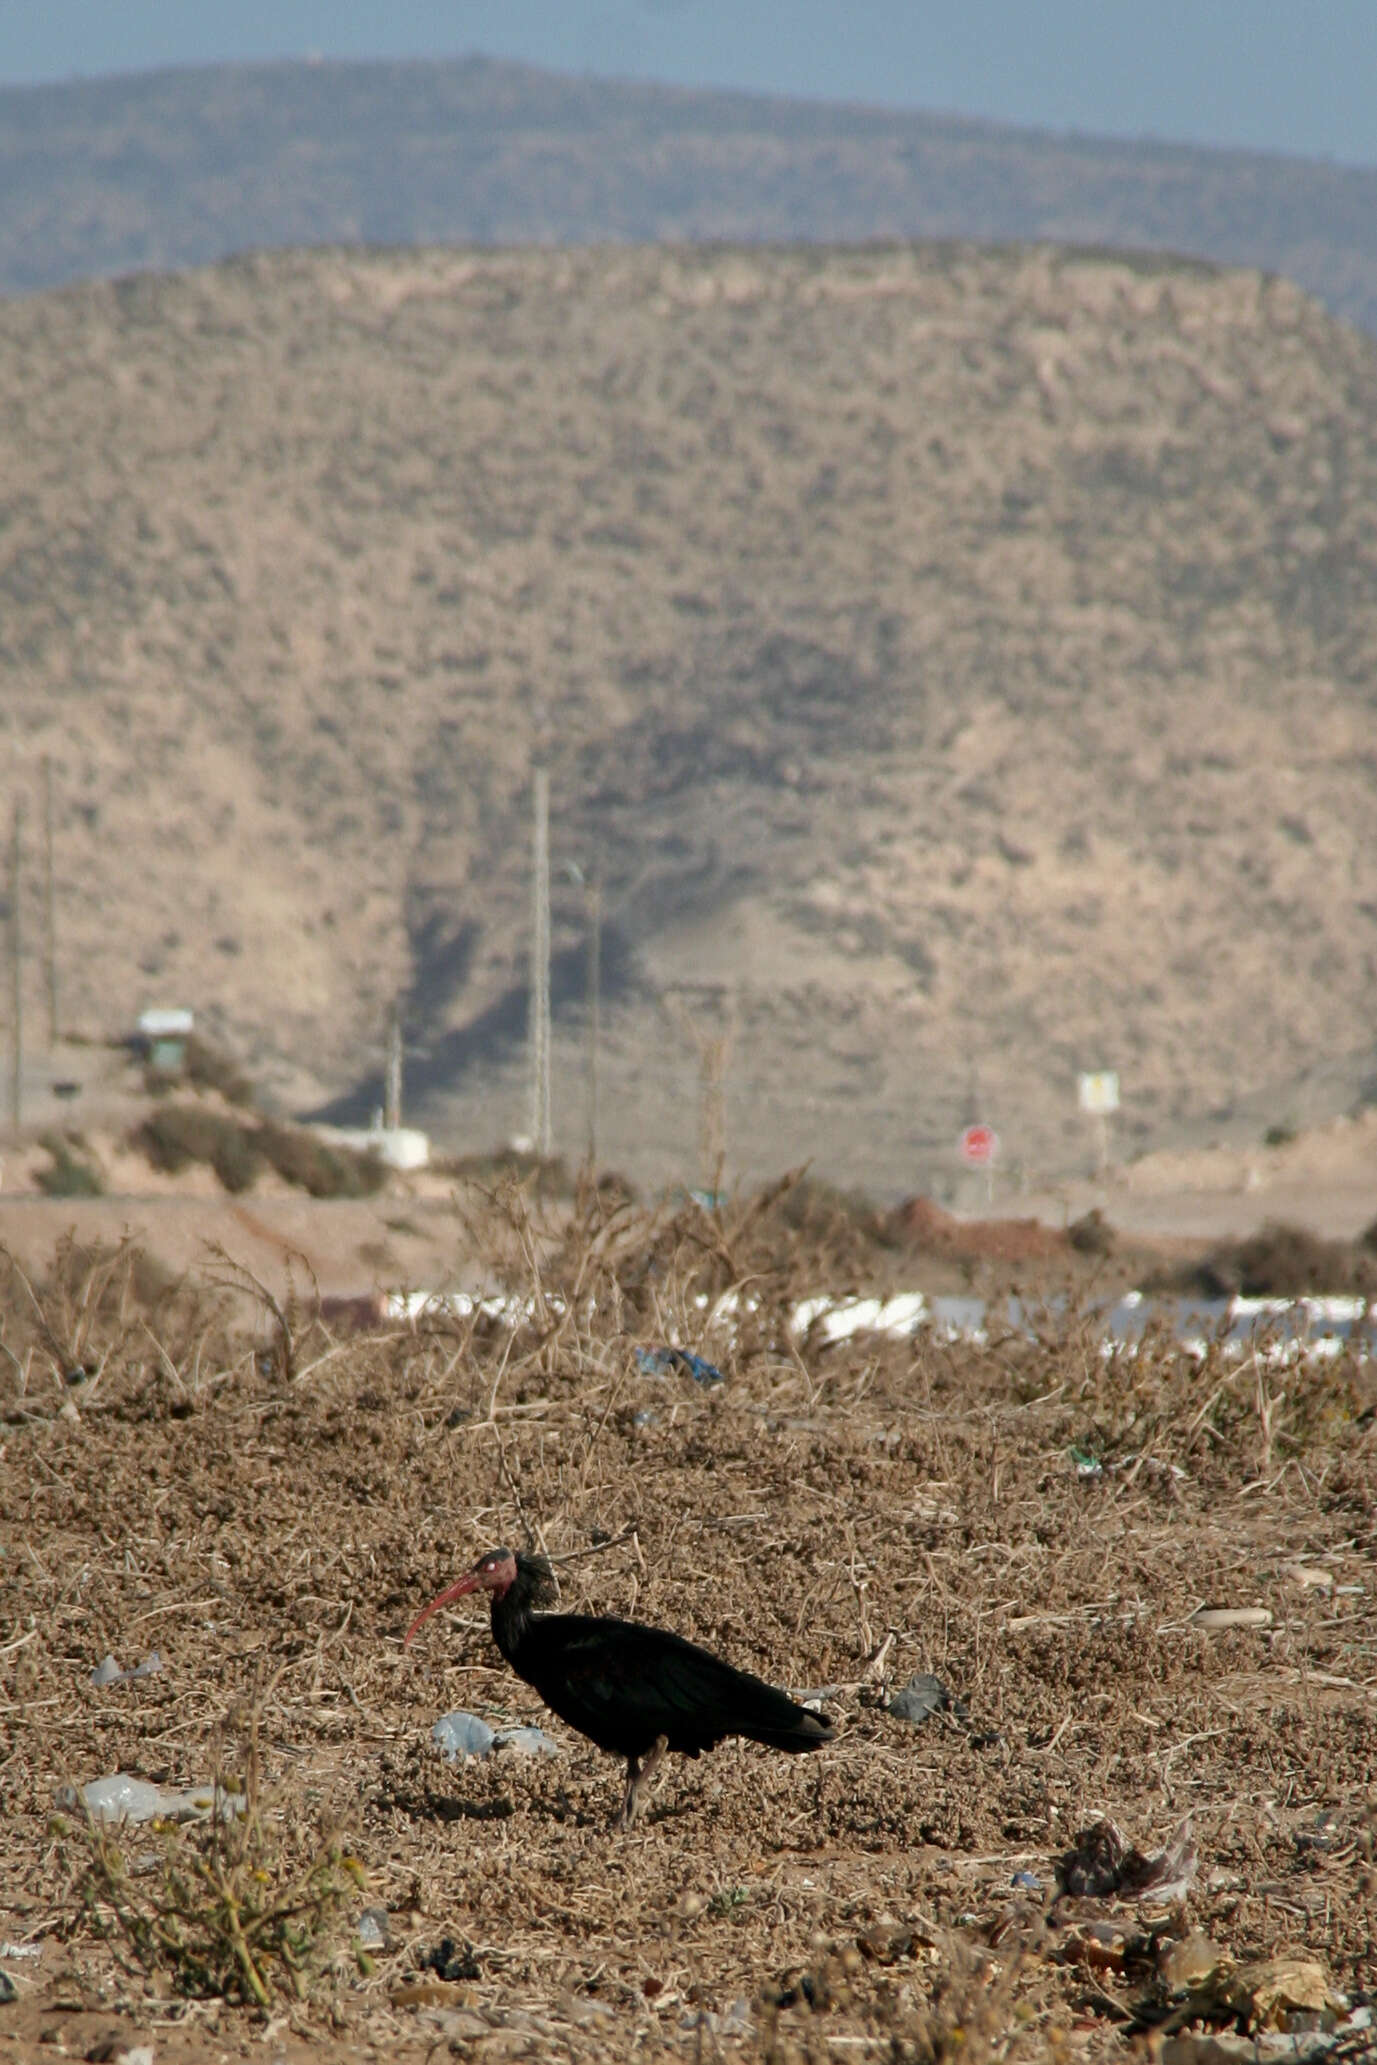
[2,55,1377,333]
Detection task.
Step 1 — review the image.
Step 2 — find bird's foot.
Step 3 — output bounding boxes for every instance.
[616,1735,669,1830]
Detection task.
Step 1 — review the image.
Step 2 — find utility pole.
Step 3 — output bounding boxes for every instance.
[666,983,735,1199]
[585,870,602,1167]
[383,999,403,1131]
[8,800,22,1137]
[527,765,551,1157]
[42,756,58,1051]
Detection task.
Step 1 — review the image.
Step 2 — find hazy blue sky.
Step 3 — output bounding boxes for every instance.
[1,2,1373,168]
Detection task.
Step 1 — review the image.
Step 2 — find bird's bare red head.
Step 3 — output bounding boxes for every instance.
[404,1546,518,1647]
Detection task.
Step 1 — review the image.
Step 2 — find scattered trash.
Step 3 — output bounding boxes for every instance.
[55,1774,248,1825]
[85,2041,154,2065]
[1159,1929,1227,1993]
[0,1973,15,2005]
[791,1293,929,1344]
[357,1908,392,1952]
[680,2000,751,2040]
[432,1712,495,1761]
[1218,1953,1344,2032]
[1070,1445,1104,1479]
[90,1651,162,1689]
[0,1944,41,1961]
[418,1937,481,1983]
[1149,1956,1355,2059]
[1011,1871,1041,1892]
[1058,1816,1197,1903]
[1055,1917,1136,1973]
[633,1407,660,1429]
[432,1711,561,1761]
[1284,1563,1335,1591]
[494,1725,561,1757]
[1158,2032,1356,2065]
[1188,1606,1272,1632]
[635,1346,724,1386]
[887,1673,970,1727]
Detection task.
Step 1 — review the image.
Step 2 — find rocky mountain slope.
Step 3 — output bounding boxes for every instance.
[2,57,1377,334]
[2,241,1375,1194]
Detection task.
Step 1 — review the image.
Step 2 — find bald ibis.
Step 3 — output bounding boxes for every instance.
[405,1547,834,1827]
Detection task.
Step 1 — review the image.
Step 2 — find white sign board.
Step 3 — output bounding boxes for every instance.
[1078,1071,1120,1116]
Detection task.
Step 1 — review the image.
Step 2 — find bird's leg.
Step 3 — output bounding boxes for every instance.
[617,1735,669,1829]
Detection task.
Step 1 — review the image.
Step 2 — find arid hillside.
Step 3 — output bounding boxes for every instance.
[3,241,1377,1195]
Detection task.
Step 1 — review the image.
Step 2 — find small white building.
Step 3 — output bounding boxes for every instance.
[136,1007,195,1073]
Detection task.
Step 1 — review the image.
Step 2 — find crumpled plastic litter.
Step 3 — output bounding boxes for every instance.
[681,2000,751,2040]
[887,1673,970,1727]
[90,1651,162,1689]
[55,1774,248,1825]
[432,1711,495,1760]
[1218,1954,1346,2033]
[635,1346,724,1386]
[432,1711,561,1761]
[357,1908,392,1952]
[1058,1815,1197,1902]
[495,1725,561,1756]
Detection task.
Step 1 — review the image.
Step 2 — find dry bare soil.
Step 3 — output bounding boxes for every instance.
[4,241,1377,1197]
[1,1197,1375,2062]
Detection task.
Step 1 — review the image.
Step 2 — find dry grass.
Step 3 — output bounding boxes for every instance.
[1,1185,1374,2060]
[65,1701,363,2008]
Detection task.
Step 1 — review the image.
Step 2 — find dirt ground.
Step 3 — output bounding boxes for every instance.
[1,1187,1375,2064]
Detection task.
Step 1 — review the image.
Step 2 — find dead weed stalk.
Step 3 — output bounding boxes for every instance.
[202,1243,318,1383]
[66,1699,362,2008]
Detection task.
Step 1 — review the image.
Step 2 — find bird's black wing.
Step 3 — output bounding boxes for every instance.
[516,1615,833,1760]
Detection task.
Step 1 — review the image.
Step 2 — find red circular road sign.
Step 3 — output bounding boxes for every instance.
[959,1124,999,1167]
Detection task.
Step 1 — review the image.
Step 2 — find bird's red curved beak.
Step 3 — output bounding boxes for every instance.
[404,1568,482,1648]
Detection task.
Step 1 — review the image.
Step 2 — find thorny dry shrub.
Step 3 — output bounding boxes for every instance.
[1160,1219,1377,1300]
[34,1131,105,1199]
[1,1188,1376,2059]
[132,1104,386,1198]
[0,1234,223,1402]
[62,1701,363,2007]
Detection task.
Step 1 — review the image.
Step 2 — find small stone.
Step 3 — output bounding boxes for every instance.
[439,2008,489,2044]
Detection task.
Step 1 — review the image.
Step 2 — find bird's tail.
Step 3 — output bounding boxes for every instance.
[748,1708,836,1753]
[733,1676,836,1753]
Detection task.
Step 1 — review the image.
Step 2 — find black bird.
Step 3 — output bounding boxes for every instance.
[404,1546,834,1827]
